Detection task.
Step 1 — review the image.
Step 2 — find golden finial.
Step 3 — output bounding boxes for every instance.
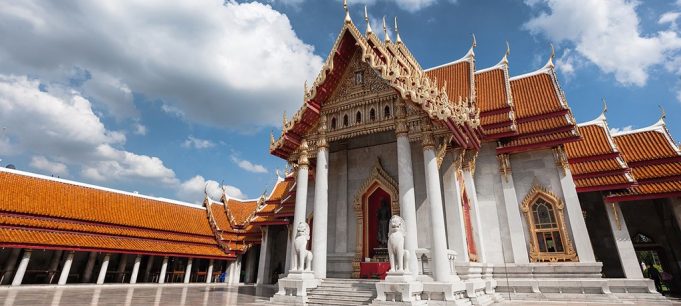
[364,5,372,34]
[344,0,352,23]
[394,16,402,44]
[282,111,288,128]
[270,130,275,146]
[383,16,391,43]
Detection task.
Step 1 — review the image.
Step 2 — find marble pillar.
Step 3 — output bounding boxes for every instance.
[499,155,530,264]
[290,139,310,272]
[82,252,98,283]
[463,161,487,263]
[284,225,292,273]
[96,254,110,285]
[47,250,64,284]
[159,256,168,284]
[130,255,142,284]
[143,256,155,283]
[606,202,644,278]
[58,251,75,285]
[245,249,258,283]
[11,249,31,286]
[395,103,419,275]
[206,259,214,284]
[422,127,455,282]
[116,254,128,283]
[557,156,596,262]
[257,227,271,284]
[1,248,21,285]
[312,121,329,279]
[184,258,193,283]
[442,151,469,263]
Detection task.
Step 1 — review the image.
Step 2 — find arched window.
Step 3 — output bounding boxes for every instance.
[331,117,337,130]
[521,185,577,262]
[343,114,349,127]
[369,108,376,121]
[356,111,362,124]
[384,105,391,119]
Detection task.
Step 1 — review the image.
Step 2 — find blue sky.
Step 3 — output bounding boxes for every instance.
[0,0,679,204]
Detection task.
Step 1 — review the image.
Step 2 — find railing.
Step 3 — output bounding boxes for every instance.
[414,248,458,276]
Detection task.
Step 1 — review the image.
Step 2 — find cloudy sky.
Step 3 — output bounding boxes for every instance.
[0,0,679,204]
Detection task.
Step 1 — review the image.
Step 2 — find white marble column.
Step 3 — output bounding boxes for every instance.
[442,151,469,263]
[245,250,258,283]
[130,255,142,284]
[395,104,419,275]
[422,126,456,282]
[96,254,110,285]
[284,225,292,272]
[116,254,128,283]
[1,248,21,285]
[290,139,310,271]
[463,156,487,263]
[11,249,31,286]
[143,256,155,283]
[47,250,64,284]
[159,256,168,284]
[606,202,644,278]
[257,227,270,284]
[82,252,98,283]
[499,154,530,264]
[184,258,193,283]
[312,118,329,279]
[58,251,75,285]
[556,150,596,262]
[206,259,214,284]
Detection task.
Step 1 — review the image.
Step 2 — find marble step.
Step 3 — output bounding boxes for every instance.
[307,298,373,305]
[308,290,375,297]
[317,282,377,288]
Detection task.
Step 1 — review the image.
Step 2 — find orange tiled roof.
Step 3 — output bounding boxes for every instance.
[426,59,473,103]
[475,67,509,113]
[0,169,230,258]
[606,120,681,202]
[564,117,633,192]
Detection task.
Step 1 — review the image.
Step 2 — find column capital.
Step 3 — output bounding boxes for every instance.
[317,115,329,149]
[298,139,309,166]
[395,103,409,136]
[497,153,511,182]
[421,119,435,150]
[462,150,478,173]
[553,146,569,176]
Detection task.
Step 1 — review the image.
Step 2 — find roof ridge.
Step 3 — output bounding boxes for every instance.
[0,167,203,209]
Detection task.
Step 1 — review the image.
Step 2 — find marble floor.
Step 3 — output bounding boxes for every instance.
[1,284,680,306]
[0,284,276,306]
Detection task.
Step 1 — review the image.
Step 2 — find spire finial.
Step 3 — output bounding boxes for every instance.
[498,41,510,66]
[382,16,391,43]
[601,97,608,116]
[544,43,555,69]
[505,41,510,58]
[394,16,402,44]
[344,0,352,23]
[364,5,372,34]
[659,105,667,121]
[472,33,477,49]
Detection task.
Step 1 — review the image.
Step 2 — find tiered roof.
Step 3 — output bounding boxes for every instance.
[607,118,681,202]
[564,113,634,192]
[0,168,231,259]
[563,110,681,202]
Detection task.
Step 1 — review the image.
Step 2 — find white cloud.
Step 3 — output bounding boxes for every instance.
[0,74,178,185]
[182,136,215,149]
[132,123,147,136]
[524,0,681,86]
[659,11,681,30]
[0,0,323,129]
[30,156,68,177]
[231,155,268,174]
[610,125,634,134]
[350,0,438,12]
[177,175,246,203]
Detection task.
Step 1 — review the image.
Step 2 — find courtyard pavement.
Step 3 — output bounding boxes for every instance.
[1,284,680,306]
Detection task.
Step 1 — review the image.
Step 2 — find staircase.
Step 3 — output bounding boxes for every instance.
[307,278,378,306]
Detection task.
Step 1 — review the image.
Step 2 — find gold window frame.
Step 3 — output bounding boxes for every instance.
[521,184,578,262]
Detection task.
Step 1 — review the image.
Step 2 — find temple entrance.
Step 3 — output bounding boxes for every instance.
[352,160,399,278]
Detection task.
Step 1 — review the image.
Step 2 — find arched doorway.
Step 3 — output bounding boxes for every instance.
[352,160,399,278]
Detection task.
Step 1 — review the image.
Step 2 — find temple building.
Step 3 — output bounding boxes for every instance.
[1,4,681,306]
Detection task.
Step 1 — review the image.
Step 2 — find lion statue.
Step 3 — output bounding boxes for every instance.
[387,215,410,272]
[292,222,313,272]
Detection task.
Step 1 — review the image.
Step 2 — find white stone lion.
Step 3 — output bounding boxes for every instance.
[387,215,410,272]
[292,222,313,272]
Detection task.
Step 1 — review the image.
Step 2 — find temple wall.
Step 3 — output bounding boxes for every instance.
[474,142,512,264]
[509,149,569,245]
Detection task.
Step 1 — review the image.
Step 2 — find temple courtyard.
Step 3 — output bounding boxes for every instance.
[0,284,679,306]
